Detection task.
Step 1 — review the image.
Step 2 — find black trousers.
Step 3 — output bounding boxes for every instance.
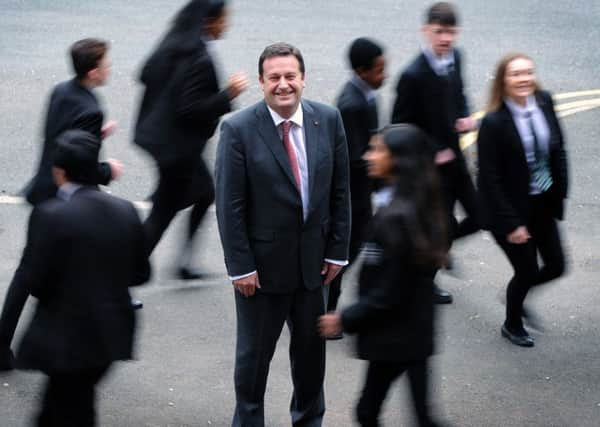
[356,359,437,427]
[144,157,215,258]
[37,365,110,427]
[233,286,326,427]
[493,192,565,331]
[327,166,372,312]
[438,157,480,245]
[0,256,30,351]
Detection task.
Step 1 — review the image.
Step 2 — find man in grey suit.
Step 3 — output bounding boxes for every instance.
[215,42,350,427]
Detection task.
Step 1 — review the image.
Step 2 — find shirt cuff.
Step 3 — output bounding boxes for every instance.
[229,270,257,281]
[324,259,348,266]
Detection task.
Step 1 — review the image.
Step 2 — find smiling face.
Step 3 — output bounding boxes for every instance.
[259,55,305,118]
[504,57,536,105]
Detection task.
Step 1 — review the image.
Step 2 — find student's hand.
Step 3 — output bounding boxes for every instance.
[233,272,261,297]
[318,313,342,338]
[227,72,249,99]
[455,117,475,133]
[107,158,123,180]
[434,148,456,165]
[321,262,343,286]
[101,120,118,139]
[507,226,531,244]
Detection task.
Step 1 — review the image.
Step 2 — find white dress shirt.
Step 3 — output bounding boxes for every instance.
[422,46,455,76]
[350,73,378,103]
[504,96,551,194]
[57,182,82,201]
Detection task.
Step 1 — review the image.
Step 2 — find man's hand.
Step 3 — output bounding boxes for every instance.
[233,272,261,297]
[107,158,123,180]
[321,262,342,286]
[507,226,531,244]
[318,313,342,338]
[434,148,456,165]
[227,72,249,100]
[455,116,475,133]
[101,120,117,139]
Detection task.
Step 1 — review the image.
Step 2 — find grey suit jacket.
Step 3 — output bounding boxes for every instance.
[215,99,351,294]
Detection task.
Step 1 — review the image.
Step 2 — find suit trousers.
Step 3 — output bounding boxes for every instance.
[356,358,438,427]
[437,157,480,245]
[37,364,110,427]
[493,191,566,330]
[144,157,215,257]
[233,285,327,427]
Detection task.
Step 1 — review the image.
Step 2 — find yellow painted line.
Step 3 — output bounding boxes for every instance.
[558,104,600,118]
[0,196,25,205]
[553,90,600,100]
[554,98,600,111]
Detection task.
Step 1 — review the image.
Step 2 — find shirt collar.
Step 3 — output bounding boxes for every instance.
[267,104,304,129]
[350,73,377,102]
[504,95,537,118]
[373,186,394,209]
[57,182,82,201]
[422,46,455,75]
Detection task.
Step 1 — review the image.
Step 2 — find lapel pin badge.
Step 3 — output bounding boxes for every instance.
[313,120,319,126]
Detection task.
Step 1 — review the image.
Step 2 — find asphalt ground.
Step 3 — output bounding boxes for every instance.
[1,1,599,426]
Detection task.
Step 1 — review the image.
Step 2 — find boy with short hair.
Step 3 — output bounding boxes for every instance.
[391,2,479,304]
[328,38,386,322]
[0,38,122,370]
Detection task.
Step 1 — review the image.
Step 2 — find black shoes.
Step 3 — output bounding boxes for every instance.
[0,347,15,371]
[177,267,209,281]
[326,332,344,341]
[131,299,144,310]
[501,324,534,347]
[433,285,453,304]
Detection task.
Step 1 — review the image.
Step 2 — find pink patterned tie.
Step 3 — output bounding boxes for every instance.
[281,121,301,192]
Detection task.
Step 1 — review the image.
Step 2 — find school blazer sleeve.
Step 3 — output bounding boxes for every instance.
[19,207,60,301]
[175,52,231,123]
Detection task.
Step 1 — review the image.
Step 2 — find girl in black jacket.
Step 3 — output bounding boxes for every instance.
[134,0,248,279]
[320,124,447,427]
[477,53,568,347]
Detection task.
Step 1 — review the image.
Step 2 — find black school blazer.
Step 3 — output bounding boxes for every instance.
[477,90,569,236]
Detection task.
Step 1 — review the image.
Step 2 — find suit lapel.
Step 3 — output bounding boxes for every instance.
[255,102,299,191]
[500,103,528,167]
[302,100,320,208]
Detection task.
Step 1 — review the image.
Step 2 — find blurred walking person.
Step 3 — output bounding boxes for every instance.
[477,53,568,347]
[15,130,150,427]
[320,124,447,427]
[0,38,122,370]
[391,2,479,304]
[327,38,386,334]
[134,0,248,280]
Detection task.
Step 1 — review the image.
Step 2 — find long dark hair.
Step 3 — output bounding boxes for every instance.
[376,124,448,267]
[140,0,226,83]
